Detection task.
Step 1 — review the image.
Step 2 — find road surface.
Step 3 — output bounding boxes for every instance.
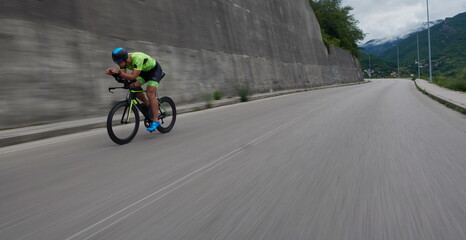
[1,79,466,239]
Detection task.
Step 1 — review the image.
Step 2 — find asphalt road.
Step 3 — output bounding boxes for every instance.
[1,79,466,240]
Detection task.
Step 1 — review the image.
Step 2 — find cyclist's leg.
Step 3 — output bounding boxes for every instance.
[136,76,149,105]
[146,82,159,122]
[145,63,163,123]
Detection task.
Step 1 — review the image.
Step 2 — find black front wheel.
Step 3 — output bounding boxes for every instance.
[107,101,140,144]
[157,96,176,133]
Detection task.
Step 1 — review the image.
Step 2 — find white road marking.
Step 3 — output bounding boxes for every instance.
[65,107,320,240]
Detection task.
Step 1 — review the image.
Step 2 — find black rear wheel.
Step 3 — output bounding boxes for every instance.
[157,96,176,133]
[107,101,140,144]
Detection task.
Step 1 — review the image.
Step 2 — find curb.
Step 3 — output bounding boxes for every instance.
[414,80,466,115]
[1,122,107,147]
[0,81,369,148]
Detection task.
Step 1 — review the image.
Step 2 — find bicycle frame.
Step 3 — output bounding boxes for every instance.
[108,74,171,122]
[114,87,171,124]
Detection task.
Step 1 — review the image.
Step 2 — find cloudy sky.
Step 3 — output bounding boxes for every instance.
[340,0,466,43]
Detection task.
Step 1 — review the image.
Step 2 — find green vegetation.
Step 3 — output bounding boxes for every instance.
[433,77,466,92]
[213,90,223,100]
[236,85,250,102]
[202,91,225,108]
[308,0,365,56]
[359,53,397,78]
[358,12,466,92]
[379,13,466,79]
[203,93,213,108]
[432,68,466,92]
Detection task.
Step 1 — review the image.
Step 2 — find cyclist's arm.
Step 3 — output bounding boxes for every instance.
[106,68,127,75]
[119,69,140,80]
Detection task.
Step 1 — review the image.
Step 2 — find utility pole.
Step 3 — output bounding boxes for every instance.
[426,0,433,82]
[396,45,400,78]
[369,55,371,79]
[417,33,420,79]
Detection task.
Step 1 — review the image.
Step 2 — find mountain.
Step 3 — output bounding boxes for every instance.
[360,12,466,78]
[360,38,403,56]
[359,53,397,78]
[360,19,444,57]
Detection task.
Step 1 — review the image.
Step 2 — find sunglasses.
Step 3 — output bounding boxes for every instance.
[114,59,125,64]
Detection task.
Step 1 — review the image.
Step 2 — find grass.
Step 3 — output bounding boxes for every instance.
[203,93,213,108]
[433,77,466,92]
[213,91,222,100]
[236,85,250,102]
[432,68,466,92]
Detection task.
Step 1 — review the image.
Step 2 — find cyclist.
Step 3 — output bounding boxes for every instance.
[106,47,163,132]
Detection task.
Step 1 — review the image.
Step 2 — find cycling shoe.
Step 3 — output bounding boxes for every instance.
[147,121,160,132]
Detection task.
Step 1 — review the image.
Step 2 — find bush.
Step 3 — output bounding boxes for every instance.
[446,79,466,92]
[236,85,250,102]
[308,0,364,56]
[213,90,222,100]
[461,68,466,80]
[203,93,213,108]
[433,76,466,92]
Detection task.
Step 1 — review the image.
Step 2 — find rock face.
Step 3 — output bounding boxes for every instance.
[0,0,363,128]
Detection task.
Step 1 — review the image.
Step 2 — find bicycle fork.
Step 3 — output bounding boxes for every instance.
[120,100,137,124]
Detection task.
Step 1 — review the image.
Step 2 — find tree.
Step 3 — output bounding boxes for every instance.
[309,0,365,56]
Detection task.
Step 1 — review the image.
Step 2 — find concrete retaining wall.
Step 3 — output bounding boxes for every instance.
[0,0,363,129]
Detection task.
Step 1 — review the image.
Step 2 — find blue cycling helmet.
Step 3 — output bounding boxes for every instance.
[112,47,128,63]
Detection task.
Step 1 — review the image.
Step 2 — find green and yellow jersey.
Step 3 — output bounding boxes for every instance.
[120,52,157,72]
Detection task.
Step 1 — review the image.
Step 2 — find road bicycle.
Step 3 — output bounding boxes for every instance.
[106,73,176,145]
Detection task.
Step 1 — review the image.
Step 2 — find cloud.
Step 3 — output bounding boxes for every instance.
[340,0,466,42]
[359,3,423,41]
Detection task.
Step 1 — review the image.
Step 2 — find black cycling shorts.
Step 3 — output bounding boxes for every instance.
[137,63,163,87]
